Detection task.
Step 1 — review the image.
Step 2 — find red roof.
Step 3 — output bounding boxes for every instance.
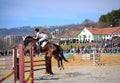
[87,27,120,35]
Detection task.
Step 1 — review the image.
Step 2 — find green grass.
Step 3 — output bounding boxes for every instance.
[60,43,94,50]
[0,73,3,76]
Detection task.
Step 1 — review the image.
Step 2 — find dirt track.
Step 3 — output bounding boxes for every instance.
[34,54,120,83]
[34,65,120,83]
[0,54,120,83]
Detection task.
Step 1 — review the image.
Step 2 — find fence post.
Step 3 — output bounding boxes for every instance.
[30,47,34,83]
[13,47,17,83]
[18,44,25,83]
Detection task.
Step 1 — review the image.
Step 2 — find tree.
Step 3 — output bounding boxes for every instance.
[95,22,108,28]
[99,9,120,27]
[99,15,107,23]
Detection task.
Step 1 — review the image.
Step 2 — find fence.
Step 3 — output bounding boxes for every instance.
[0,43,53,83]
[81,47,120,54]
[0,47,17,83]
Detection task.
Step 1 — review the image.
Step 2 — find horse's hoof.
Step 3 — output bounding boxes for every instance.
[44,72,54,76]
[44,72,49,75]
[58,67,62,70]
[49,72,54,75]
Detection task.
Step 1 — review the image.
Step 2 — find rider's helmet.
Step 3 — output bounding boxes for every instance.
[35,28,39,32]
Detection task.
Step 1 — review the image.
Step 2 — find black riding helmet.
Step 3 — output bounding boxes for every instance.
[35,28,39,32]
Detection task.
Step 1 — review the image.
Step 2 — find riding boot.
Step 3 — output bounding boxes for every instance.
[39,46,42,52]
[39,41,42,52]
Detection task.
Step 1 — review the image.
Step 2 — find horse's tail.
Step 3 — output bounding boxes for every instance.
[58,46,68,62]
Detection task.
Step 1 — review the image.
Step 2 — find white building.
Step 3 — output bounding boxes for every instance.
[4,35,23,45]
[61,27,120,43]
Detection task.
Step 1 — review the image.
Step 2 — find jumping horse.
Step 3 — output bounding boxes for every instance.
[23,36,68,74]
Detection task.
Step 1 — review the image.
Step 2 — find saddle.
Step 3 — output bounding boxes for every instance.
[39,40,48,48]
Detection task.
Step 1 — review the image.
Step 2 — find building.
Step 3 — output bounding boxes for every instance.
[61,27,120,43]
[3,35,23,45]
[78,27,120,42]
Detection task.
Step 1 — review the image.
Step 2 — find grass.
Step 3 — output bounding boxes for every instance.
[60,43,94,50]
[0,71,4,76]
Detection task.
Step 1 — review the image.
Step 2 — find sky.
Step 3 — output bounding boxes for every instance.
[0,0,120,28]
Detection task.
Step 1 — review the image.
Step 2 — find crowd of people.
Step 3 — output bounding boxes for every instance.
[0,49,12,56]
[1,35,120,56]
[63,38,120,54]
[64,45,120,54]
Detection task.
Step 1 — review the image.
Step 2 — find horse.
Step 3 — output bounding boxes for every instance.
[23,36,68,74]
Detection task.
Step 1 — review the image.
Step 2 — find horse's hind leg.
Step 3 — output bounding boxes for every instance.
[55,56,64,70]
[59,57,64,70]
[54,56,61,69]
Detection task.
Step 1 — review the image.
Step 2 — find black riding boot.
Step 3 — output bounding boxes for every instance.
[39,42,42,52]
[39,46,42,52]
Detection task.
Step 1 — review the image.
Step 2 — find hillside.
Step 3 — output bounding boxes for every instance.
[0,24,83,38]
[0,26,34,38]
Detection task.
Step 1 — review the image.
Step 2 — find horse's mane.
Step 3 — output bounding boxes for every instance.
[25,35,33,39]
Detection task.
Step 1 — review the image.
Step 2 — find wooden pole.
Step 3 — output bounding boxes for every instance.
[13,47,17,83]
[18,44,25,83]
[30,47,34,83]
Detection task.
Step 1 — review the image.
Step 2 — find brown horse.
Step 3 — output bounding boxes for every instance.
[23,36,68,74]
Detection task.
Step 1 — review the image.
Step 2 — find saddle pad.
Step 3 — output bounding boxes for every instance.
[41,41,47,47]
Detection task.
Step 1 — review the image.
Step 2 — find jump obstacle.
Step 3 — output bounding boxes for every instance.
[18,44,53,83]
[80,51,101,65]
[0,44,51,83]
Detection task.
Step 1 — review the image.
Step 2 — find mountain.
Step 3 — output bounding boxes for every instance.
[0,26,34,38]
[0,24,84,38]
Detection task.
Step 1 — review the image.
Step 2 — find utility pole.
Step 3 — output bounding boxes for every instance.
[59,27,61,45]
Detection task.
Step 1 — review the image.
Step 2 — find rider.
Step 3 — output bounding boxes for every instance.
[33,28,48,51]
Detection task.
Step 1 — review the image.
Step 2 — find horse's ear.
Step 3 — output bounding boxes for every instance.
[22,35,28,40]
[22,36,26,41]
[22,34,29,40]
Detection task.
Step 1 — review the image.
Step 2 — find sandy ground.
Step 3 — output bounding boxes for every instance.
[34,65,120,83]
[0,54,120,83]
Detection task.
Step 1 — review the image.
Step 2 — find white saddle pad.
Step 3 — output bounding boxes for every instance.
[41,41,47,47]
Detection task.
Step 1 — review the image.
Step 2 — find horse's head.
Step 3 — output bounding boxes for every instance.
[23,36,34,47]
